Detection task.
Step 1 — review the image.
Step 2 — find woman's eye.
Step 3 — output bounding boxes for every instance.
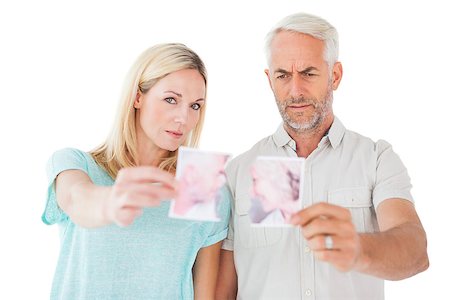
[165,97,176,104]
[191,103,201,110]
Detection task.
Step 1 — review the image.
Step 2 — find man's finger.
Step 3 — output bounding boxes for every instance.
[291,202,351,226]
[307,234,356,251]
[302,218,354,239]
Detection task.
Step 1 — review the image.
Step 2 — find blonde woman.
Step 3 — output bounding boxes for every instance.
[42,43,230,299]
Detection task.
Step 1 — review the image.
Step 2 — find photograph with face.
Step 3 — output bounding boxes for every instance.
[169,147,230,221]
[249,156,305,227]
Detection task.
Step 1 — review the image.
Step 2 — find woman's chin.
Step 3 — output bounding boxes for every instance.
[158,141,182,152]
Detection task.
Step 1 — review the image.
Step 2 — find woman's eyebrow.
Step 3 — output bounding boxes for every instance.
[164,90,182,97]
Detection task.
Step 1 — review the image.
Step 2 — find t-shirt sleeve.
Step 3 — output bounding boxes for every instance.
[202,184,232,247]
[42,148,89,225]
[373,140,414,209]
[221,162,237,251]
[221,188,234,251]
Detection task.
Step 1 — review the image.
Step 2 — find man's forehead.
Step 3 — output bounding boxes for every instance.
[270,33,326,71]
[270,56,326,73]
[270,31,325,64]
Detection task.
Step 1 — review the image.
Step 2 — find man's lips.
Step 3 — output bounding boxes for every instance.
[288,104,312,110]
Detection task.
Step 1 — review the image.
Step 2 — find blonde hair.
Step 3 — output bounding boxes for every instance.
[90,43,207,178]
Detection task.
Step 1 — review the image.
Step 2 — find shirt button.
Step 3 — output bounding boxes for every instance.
[304,246,311,253]
[305,289,312,296]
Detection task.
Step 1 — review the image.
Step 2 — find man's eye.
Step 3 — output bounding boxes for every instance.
[165,97,176,104]
[303,72,316,77]
[191,103,201,110]
[277,74,288,79]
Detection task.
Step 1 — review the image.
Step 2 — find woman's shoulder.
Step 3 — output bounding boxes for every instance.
[48,147,113,183]
[51,147,90,160]
[48,147,96,170]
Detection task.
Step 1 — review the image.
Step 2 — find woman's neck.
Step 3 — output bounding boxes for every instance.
[136,138,169,167]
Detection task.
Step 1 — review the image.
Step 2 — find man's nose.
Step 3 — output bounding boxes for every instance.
[290,73,307,98]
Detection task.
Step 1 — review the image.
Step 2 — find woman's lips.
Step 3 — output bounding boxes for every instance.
[166,130,183,139]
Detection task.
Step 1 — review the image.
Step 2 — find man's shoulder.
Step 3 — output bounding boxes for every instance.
[343,128,394,155]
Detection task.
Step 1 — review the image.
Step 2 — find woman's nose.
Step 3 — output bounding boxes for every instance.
[174,106,189,124]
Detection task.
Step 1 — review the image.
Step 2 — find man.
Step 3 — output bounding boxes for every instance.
[216,12,429,300]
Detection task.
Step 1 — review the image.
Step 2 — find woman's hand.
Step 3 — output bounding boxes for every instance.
[104,166,178,227]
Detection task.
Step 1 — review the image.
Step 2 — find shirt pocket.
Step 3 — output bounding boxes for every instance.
[327,187,377,233]
[235,193,282,248]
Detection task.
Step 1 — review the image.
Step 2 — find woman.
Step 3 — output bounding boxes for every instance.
[42,43,230,299]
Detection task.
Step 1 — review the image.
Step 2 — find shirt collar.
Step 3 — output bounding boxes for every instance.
[327,117,346,149]
[272,117,346,149]
[273,123,293,148]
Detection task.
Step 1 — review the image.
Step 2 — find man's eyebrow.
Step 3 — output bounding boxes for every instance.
[274,68,290,74]
[299,66,319,73]
[274,66,320,74]
[164,90,182,97]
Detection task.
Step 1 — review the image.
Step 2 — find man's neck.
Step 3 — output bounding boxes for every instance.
[285,115,334,158]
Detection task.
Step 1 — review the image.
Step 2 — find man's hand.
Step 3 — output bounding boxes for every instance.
[290,202,363,272]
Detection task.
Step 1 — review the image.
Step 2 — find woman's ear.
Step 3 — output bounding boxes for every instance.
[134,92,143,109]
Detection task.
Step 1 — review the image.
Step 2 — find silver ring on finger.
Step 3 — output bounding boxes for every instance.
[324,235,333,250]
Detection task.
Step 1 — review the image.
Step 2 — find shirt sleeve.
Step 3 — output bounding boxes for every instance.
[41,148,89,225]
[202,185,232,247]
[372,140,414,209]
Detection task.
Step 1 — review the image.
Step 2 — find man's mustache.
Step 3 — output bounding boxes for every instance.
[284,98,317,107]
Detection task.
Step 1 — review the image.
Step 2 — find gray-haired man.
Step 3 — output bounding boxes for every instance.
[216,12,428,300]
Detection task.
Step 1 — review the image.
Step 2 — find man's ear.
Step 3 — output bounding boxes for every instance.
[264,69,273,90]
[134,92,143,109]
[331,62,343,90]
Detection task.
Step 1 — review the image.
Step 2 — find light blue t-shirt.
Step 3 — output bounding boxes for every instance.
[42,148,230,300]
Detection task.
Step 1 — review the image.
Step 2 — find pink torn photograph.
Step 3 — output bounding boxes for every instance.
[169,147,231,221]
[249,156,305,227]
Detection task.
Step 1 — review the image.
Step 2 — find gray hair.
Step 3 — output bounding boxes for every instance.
[265,13,339,71]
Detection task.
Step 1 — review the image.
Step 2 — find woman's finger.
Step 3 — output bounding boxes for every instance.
[117,166,178,189]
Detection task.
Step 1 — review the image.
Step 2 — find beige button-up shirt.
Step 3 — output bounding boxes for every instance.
[223,117,413,300]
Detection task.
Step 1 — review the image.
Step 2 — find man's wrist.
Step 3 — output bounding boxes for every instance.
[353,233,372,273]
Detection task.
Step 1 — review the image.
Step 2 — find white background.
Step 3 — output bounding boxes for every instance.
[1,0,448,299]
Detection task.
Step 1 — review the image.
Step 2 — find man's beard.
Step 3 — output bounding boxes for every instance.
[275,83,333,133]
